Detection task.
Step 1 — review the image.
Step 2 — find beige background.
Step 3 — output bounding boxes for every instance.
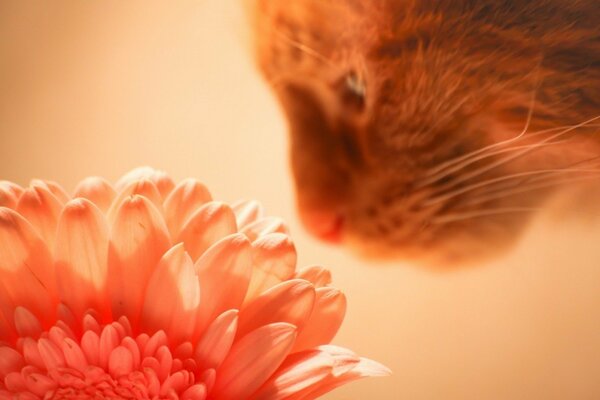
[1,1,600,399]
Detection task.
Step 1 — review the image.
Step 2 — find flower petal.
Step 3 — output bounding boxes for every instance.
[107,195,171,326]
[194,234,252,333]
[163,178,212,238]
[292,288,346,351]
[295,354,391,400]
[232,200,264,228]
[0,181,22,209]
[14,307,43,338]
[115,167,175,200]
[0,208,56,326]
[0,347,24,379]
[241,217,289,242]
[177,202,238,261]
[245,233,297,301]
[194,309,238,371]
[62,337,88,371]
[73,177,116,213]
[108,179,164,223]
[212,323,297,400]
[55,199,110,320]
[294,266,332,288]
[182,384,207,400]
[237,280,315,340]
[31,179,70,205]
[108,346,134,378]
[140,244,200,345]
[316,346,360,377]
[251,350,334,400]
[16,183,63,248]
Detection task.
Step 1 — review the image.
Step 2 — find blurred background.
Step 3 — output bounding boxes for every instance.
[1,1,599,399]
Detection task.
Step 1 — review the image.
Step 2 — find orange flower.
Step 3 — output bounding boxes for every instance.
[0,167,389,399]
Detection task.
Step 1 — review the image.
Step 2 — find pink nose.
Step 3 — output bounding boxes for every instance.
[299,209,345,243]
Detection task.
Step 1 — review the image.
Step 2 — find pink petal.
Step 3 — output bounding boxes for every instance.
[177,202,238,261]
[121,337,141,370]
[115,167,159,191]
[57,304,77,330]
[194,309,238,371]
[148,170,175,200]
[163,178,212,237]
[182,384,207,400]
[295,355,391,400]
[251,350,334,400]
[61,337,88,371]
[160,370,189,396]
[14,307,42,338]
[108,179,164,223]
[72,177,116,213]
[241,217,289,242]
[107,195,171,326]
[38,338,65,370]
[31,179,70,205]
[245,233,297,301]
[0,347,24,379]
[24,372,57,397]
[143,330,168,358]
[80,330,100,365]
[99,324,119,370]
[16,183,63,248]
[4,371,27,392]
[115,167,175,200]
[292,288,346,351]
[55,199,110,319]
[155,346,173,381]
[199,368,216,392]
[0,181,22,209]
[232,200,264,228]
[22,338,44,369]
[294,266,332,288]
[48,325,72,349]
[0,208,56,327]
[140,244,200,345]
[237,280,315,340]
[316,346,360,377]
[194,234,252,333]
[108,346,133,378]
[82,313,101,334]
[212,323,297,400]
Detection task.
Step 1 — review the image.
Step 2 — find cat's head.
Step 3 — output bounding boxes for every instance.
[249,0,600,264]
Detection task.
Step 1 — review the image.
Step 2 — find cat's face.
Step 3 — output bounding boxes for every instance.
[250,0,600,264]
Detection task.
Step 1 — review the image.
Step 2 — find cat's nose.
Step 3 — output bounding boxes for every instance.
[299,209,345,243]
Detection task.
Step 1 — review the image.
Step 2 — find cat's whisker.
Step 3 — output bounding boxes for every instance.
[420,138,573,192]
[272,29,338,70]
[460,173,600,208]
[431,120,600,191]
[424,69,542,178]
[420,115,600,188]
[430,207,539,225]
[424,164,600,207]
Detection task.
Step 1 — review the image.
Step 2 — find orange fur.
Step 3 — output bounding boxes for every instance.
[249,0,600,265]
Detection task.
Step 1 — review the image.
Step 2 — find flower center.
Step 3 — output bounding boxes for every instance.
[1,309,209,400]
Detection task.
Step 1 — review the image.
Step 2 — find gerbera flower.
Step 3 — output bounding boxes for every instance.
[0,167,389,399]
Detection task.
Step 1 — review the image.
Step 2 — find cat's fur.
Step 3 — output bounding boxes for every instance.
[249,0,600,264]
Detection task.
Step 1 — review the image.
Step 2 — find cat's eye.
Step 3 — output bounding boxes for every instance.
[345,72,366,99]
[336,71,366,112]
